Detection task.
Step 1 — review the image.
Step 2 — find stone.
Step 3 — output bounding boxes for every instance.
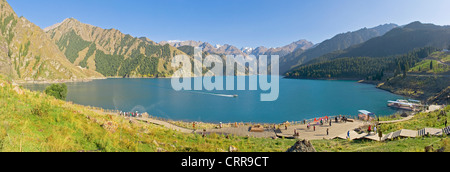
[286,139,317,152]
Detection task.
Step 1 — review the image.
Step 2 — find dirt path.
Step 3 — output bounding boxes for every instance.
[378,115,415,124]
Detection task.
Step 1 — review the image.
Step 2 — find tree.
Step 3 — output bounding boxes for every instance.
[44,83,68,100]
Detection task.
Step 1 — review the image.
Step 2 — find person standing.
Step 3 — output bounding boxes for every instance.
[347,131,350,140]
[327,128,329,136]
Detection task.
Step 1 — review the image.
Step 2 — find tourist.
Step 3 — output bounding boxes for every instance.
[327,128,329,136]
[313,125,316,131]
[329,120,332,126]
[347,131,350,140]
[368,125,372,135]
[445,119,448,127]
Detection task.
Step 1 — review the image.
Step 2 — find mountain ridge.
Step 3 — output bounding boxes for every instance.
[159,39,314,57]
[280,23,399,74]
[0,0,103,82]
[46,17,196,78]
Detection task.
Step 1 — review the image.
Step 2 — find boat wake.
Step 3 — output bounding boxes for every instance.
[189,91,237,98]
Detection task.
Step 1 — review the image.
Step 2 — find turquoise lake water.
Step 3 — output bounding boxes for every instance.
[23,76,404,123]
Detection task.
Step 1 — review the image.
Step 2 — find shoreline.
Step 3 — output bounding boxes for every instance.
[15,77,107,84]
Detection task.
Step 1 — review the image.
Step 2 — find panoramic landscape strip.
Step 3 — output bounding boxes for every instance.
[0,0,449,159]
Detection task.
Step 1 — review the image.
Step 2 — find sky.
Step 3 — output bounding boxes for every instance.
[8,0,450,48]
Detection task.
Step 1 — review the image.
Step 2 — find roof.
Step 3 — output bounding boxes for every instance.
[358,110,374,115]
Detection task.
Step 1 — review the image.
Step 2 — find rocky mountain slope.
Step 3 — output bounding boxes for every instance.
[46,18,194,78]
[0,0,103,82]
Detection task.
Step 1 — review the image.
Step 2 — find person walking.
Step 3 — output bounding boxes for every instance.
[327,128,329,136]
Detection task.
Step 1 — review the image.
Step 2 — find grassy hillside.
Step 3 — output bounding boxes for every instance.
[409,51,450,74]
[0,75,296,152]
[1,74,449,152]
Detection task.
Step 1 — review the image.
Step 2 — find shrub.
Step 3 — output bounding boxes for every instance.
[44,83,67,100]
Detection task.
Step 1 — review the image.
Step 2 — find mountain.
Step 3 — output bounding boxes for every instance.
[249,40,314,57]
[280,23,398,74]
[315,22,450,61]
[160,39,314,57]
[160,40,248,56]
[46,18,194,78]
[0,0,103,82]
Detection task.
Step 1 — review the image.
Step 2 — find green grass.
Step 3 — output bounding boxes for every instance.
[379,106,449,134]
[0,75,295,152]
[409,60,450,73]
[312,136,449,152]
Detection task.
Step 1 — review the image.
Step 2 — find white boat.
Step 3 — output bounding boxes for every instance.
[387,100,420,111]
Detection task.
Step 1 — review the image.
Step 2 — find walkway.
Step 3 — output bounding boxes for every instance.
[334,126,450,142]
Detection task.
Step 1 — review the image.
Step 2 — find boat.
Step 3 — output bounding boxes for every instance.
[387,99,421,111]
[233,95,238,98]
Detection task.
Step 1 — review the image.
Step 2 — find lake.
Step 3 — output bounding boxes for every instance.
[23,76,404,123]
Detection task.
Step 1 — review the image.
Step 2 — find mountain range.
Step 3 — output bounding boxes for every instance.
[159,39,314,57]
[280,23,399,73]
[1,0,449,84]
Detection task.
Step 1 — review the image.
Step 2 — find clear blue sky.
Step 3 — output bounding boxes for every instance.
[9,0,450,48]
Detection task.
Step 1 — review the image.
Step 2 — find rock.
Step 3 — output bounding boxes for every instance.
[286,139,317,152]
[13,86,23,95]
[425,145,434,152]
[153,140,159,147]
[156,147,167,152]
[400,112,408,118]
[435,147,445,152]
[229,146,238,152]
